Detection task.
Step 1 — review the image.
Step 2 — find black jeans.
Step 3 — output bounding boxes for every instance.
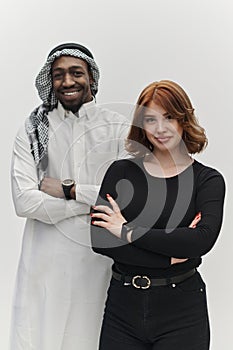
[99,271,210,350]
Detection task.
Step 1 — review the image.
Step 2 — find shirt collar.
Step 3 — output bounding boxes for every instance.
[57,98,96,120]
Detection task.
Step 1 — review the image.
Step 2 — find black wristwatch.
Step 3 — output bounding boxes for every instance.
[61,179,75,200]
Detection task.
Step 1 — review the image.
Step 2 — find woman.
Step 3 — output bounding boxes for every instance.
[91,80,225,350]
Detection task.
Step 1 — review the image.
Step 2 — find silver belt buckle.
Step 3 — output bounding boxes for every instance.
[132,275,151,289]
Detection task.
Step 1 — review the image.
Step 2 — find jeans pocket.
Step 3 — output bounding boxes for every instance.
[175,272,206,294]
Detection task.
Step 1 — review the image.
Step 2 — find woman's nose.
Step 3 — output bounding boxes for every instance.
[156,120,167,133]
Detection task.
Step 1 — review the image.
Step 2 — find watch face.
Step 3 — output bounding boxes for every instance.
[63,179,74,186]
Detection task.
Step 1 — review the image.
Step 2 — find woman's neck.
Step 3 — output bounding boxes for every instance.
[144,151,193,178]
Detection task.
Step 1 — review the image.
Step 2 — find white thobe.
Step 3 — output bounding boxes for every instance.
[10,100,130,350]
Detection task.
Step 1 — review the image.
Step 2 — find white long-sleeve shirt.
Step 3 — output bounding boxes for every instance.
[10,100,130,350]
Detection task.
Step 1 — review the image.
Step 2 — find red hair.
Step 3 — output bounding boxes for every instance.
[126,80,208,156]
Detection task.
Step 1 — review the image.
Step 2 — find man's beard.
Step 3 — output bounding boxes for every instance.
[60,100,83,114]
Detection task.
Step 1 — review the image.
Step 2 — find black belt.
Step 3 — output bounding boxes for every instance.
[112,268,196,289]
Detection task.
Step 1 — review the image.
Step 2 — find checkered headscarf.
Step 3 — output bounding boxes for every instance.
[25,44,100,168]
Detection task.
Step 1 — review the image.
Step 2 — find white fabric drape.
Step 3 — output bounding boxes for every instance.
[10,100,129,350]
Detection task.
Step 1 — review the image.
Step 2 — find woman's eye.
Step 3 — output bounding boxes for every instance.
[144,117,156,124]
[166,115,173,120]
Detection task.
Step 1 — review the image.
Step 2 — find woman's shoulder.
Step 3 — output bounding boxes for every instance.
[106,157,145,179]
[111,156,143,169]
[193,159,225,185]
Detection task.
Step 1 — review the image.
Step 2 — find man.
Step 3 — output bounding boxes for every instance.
[10,43,129,350]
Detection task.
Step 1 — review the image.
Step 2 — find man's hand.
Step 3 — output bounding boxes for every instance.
[40,177,64,198]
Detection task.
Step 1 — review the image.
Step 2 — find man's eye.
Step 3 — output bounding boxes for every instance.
[53,73,63,79]
[73,71,83,77]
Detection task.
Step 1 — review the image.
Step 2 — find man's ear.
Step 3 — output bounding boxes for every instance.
[88,70,94,84]
[89,72,95,95]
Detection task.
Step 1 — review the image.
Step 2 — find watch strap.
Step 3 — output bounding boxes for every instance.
[121,223,133,242]
[62,183,75,200]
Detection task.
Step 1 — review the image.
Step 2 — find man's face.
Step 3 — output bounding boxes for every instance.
[52,56,93,113]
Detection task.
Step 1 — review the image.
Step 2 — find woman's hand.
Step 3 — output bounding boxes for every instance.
[189,211,201,228]
[171,257,188,264]
[91,194,127,238]
[171,212,202,265]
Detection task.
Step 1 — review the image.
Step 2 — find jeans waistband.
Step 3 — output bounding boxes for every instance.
[112,268,196,289]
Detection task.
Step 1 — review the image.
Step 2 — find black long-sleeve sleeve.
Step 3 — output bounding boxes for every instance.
[91,158,225,272]
[91,159,171,268]
[131,171,225,258]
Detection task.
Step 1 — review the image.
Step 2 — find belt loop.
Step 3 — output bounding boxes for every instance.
[120,272,125,283]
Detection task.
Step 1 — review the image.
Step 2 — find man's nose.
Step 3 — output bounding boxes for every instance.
[62,73,75,87]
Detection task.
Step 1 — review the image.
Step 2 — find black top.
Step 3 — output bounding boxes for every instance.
[91,158,225,277]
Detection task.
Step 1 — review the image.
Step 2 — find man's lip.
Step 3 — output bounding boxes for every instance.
[59,88,82,94]
[61,90,80,95]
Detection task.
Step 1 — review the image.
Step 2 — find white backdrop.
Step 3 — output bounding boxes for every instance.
[1,0,232,349]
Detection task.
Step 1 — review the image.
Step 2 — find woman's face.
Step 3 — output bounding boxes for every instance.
[143,100,184,154]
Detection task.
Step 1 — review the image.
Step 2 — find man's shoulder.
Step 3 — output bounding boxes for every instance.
[94,104,131,123]
[15,122,28,139]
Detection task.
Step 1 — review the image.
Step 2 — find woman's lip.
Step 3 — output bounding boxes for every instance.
[156,137,170,143]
